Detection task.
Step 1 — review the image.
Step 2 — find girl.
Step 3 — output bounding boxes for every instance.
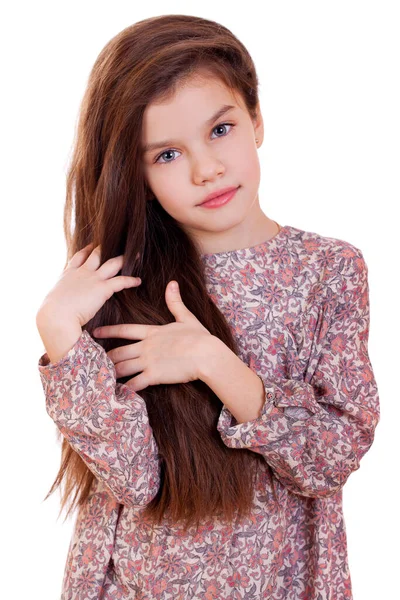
[36,14,380,600]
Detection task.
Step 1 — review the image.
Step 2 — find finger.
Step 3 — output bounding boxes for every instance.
[107,343,141,363]
[81,242,95,251]
[67,243,95,269]
[112,356,143,377]
[76,242,94,254]
[93,323,144,339]
[97,254,131,280]
[125,373,148,393]
[84,244,102,271]
[108,275,142,295]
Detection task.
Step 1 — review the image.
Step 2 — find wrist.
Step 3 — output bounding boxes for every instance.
[36,306,81,332]
[197,335,232,383]
[197,337,267,424]
[36,310,82,365]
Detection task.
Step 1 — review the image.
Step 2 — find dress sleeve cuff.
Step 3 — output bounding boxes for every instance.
[38,329,111,373]
[217,377,322,442]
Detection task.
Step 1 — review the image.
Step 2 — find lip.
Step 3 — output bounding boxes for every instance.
[197,186,239,208]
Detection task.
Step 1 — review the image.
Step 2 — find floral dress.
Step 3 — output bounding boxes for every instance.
[38,224,380,599]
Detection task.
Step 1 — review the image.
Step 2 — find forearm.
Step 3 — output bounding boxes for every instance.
[36,309,82,364]
[38,329,161,506]
[198,337,266,424]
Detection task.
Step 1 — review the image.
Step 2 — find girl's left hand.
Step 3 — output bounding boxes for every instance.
[92,280,214,392]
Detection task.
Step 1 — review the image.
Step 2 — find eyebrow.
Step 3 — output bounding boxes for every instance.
[142,104,237,154]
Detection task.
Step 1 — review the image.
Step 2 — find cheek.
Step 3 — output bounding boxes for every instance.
[152,189,185,220]
[146,166,181,201]
[232,143,260,186]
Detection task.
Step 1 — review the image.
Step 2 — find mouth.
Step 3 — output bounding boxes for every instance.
[197,186,240,209]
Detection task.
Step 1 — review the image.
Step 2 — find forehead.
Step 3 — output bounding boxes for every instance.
[143,75,243,126]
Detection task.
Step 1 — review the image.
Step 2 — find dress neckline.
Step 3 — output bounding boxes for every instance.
[200,224,290,260]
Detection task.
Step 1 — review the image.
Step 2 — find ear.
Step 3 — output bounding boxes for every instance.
[253,102,264,147]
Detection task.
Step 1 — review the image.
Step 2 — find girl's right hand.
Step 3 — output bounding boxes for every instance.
[36,243,142,327]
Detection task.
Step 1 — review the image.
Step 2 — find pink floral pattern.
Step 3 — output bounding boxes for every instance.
[38,224,380,599]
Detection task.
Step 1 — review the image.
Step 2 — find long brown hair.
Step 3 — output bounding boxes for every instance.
[45,14,271,532]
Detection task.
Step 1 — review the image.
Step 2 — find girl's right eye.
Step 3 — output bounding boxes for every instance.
[154,149,180,164]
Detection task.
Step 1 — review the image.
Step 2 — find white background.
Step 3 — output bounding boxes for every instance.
[2,1,398,597]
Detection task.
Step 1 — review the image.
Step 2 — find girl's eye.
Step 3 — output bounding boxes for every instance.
[154,122,235,165]
[210,122,234,140]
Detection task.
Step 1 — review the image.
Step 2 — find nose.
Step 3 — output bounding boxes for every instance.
[191,151,225,184]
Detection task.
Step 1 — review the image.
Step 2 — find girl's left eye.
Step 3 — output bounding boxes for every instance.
[154,122,235,165]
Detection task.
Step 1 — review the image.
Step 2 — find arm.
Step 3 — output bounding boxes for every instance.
[202,249,380,499]
[38,329,160,506]
[198,339,267,425]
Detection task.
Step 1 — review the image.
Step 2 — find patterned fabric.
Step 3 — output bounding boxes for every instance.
[38,224,380,599]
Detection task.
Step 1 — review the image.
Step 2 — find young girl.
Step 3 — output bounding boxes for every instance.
[36,14,380,600]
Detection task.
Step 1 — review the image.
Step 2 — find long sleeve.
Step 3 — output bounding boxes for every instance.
[217,248,380,499]
[38,329,160,506]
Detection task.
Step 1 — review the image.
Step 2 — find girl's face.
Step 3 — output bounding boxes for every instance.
[142,73,266,254]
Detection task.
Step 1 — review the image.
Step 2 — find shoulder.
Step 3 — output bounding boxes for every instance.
[284,224,367,282]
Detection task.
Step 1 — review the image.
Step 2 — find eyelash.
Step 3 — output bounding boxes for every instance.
[154,122,235,165]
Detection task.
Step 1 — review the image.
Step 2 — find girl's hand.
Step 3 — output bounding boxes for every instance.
[37,243,142,327]
[93,281,214,392]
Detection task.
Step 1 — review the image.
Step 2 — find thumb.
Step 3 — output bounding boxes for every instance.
[165,280,190,322]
